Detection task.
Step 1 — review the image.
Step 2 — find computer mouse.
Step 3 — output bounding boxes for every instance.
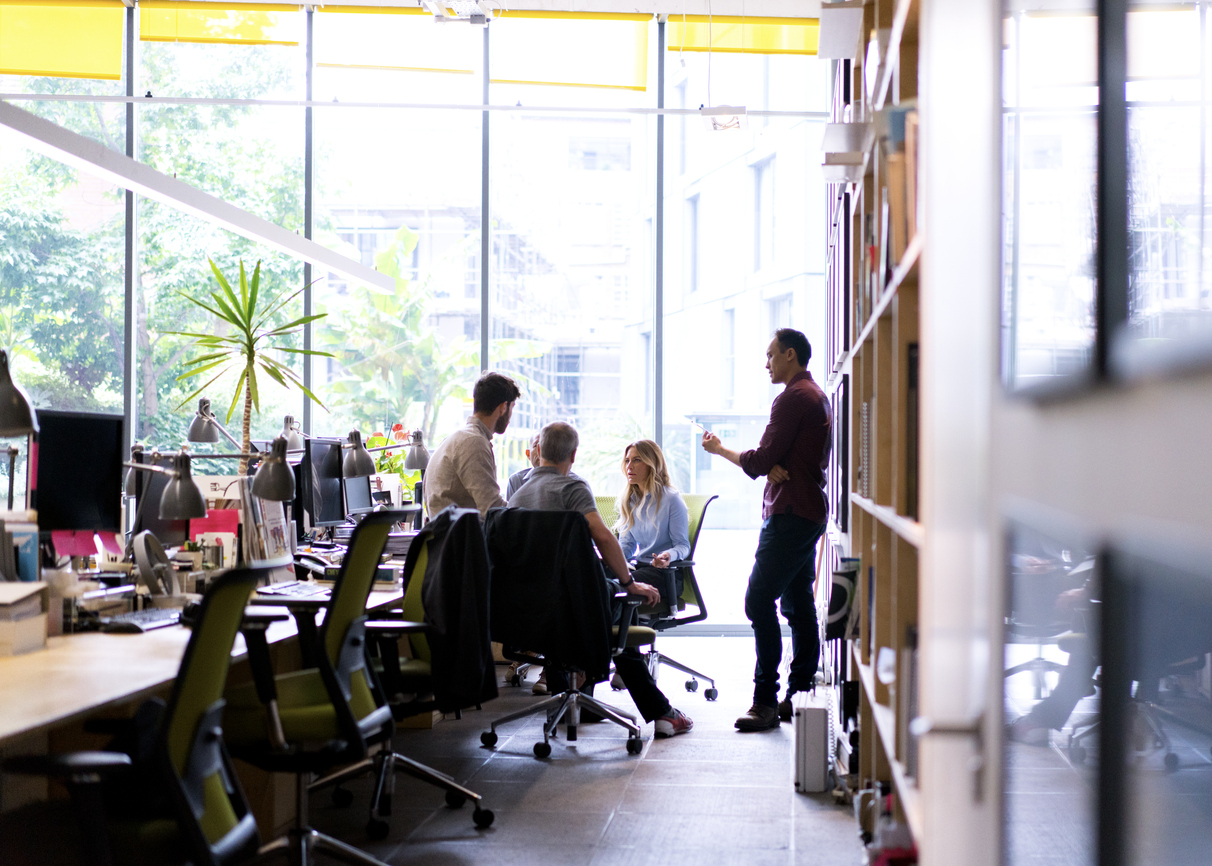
[101,621,145,634]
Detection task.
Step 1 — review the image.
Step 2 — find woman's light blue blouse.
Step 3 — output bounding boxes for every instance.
[617,487,691,564]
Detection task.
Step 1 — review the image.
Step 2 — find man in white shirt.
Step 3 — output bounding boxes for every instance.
[423,371,520,519]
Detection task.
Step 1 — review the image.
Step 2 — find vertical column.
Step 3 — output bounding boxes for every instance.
[123,5,137,448]
[654,20,665,446]
[1096,0,1129,373]
[480,24,490,373]
[303,8,315,434]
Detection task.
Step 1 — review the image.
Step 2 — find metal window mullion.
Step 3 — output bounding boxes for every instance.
[123,5,137,450]
[1096,0,1130,376]
[303,8,314,435]
[481,24,490,373]
[654,19,665,447]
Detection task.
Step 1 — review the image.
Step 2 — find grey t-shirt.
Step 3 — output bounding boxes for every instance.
[507,466,596,514]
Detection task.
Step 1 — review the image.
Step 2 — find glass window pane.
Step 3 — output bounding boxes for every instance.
[313,24,483,465]
[1112,543,1212,866]
[1003,522,1099,866]
[1117,5,1212,372]
[1001,9,1098,389]
[137,38,305,450]
[663,51,826,625]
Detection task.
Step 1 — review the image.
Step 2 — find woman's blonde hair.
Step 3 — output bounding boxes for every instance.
[617,439,673,531]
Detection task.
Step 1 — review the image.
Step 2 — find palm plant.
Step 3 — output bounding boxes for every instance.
[169,259,330,474]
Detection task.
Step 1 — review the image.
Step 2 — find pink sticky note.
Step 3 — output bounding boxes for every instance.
[51,530,98,557]
[190,509,239,541]
[99,532,123,555]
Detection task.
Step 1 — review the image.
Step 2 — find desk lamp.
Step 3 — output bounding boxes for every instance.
[342,429,428,478]
[402,430,429,528]
[0,349,38,510]
[280,415,305,452]
[186,397,242,450]
[123,449,209,520]
[184,437,296,503]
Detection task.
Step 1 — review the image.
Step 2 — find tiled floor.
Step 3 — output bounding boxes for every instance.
[310,636,864,865]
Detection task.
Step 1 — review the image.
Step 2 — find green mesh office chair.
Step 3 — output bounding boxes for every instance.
[2,567,276,866]
[602,492,718,700]
[222,511,411,863]
[342,534,492,833]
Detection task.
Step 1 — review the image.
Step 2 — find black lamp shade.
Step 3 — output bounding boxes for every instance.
[343,430,376,478]
[160,451,208,520]
[252,436,296,501]
[186,398,219,443]
[0,350,37,437]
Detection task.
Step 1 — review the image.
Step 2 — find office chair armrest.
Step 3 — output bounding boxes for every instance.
[242,606,291,626]
[364,620,429,637]
[238,622,289,752]
[668,559,693,568]
[4,752,133,780]
[613,595,643,654]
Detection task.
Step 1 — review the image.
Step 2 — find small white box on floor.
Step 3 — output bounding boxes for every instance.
[793,689,831,793]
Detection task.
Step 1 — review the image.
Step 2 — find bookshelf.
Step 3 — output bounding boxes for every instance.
[822,0,922,844]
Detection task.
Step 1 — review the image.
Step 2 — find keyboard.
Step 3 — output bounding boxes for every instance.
[256,581,330,600]
[98,607,182,633]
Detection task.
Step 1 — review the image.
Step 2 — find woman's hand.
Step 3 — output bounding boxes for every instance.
[651,551,672,569]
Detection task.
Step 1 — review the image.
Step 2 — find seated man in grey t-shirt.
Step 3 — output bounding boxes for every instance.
[507,422,693,738]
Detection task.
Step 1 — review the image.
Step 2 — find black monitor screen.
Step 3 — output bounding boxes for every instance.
[305,438,345,527]
[132,452,188,547]
[344,474,374,515]
[35,409,124,534]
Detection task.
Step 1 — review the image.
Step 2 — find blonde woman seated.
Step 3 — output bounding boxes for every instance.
[617,440,691,606]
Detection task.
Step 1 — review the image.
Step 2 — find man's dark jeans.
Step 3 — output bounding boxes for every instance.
[745,513,827,708]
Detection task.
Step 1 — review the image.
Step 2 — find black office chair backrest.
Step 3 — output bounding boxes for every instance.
[160,566,268,866]
[320,510,401,726]
[484,507,613,683]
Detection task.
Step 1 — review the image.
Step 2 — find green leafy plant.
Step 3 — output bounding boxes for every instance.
[169,259,331,474]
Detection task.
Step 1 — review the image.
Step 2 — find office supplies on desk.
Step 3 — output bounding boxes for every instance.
[97,607,182,633]
[255,579,329,600]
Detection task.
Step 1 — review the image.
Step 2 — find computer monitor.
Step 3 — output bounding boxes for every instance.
[34,410,124,536]
[344,474,374,516]
[131,452,188,547]
[302,438,345,528]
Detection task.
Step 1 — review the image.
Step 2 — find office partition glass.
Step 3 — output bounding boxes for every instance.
[1000,8,1098,390]
[312,13,483,460]
[660,50,826,623]
[135,37,305,449]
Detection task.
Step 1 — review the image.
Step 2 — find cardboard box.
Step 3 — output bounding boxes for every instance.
[0,582,49,656]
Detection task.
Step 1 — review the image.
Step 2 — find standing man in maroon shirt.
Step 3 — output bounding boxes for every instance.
[702,328,831,731]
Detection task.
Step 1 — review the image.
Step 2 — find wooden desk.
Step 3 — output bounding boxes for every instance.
[0,589,403,749]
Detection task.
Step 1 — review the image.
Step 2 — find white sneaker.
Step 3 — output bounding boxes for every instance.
[532,671,548,696]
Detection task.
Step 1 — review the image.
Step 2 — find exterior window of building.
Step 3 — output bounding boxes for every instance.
[769,294,792,331]
[754,157,775,272]
[722,308,736,408]
[675,78,688,175]
[685,193,700,293]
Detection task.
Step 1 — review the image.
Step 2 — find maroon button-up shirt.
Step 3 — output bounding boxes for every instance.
[739,371,832,523]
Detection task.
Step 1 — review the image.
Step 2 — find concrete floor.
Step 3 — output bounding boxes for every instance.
[310,636,865,865]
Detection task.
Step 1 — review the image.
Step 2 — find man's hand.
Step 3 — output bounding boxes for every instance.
[651,551,672,569]
[768,464,790,484]
[701,431,723,455]
[627,580,661,605]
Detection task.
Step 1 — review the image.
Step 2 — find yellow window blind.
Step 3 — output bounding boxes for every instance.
[666,15,819,56]
[490,12,650,91]
[315,6,476,75]
[0,0,124,80]
[140,1,301,47]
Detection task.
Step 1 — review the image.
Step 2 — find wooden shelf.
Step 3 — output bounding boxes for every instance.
[874,0,918,112]
[850,494,923,548]
[828,233,921,389]
[855,655,923,842]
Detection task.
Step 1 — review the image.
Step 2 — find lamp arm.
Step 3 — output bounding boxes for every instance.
[123,461,176,477]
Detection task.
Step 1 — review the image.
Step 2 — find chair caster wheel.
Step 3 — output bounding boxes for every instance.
[481,731,498,747]
[366,819,389,840]
[1165,752,1179,772]
[534,742,552,759]
[704,687,718,701]
[1069,746,1086,765]
[626,737,643,755]
[332,787,354,808]
[473,807,495,828]
[685,679,699,693]
[510,674,521,687]
[445,790,467,809]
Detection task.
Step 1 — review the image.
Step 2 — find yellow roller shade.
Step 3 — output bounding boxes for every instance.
[0,1,124,80]
[491,13,650,91]
[315,7,476,75]
[667,15,819,55]
[140,1,301,46]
